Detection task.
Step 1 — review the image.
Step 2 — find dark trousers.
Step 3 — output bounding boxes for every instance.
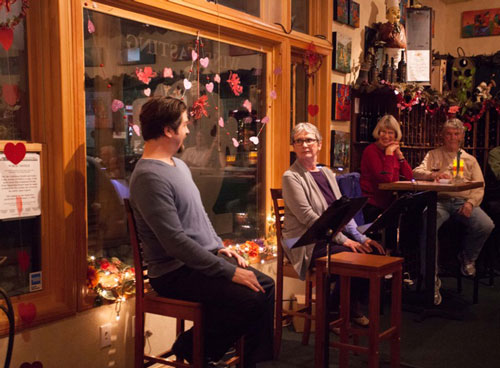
[150,254,274,367]
[312,242,370,310]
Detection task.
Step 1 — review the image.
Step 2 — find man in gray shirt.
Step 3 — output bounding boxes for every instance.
[130,96,274,367]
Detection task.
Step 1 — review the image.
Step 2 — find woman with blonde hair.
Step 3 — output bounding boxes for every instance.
[360,114,413,222]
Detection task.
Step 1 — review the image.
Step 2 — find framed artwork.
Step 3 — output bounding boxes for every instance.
[334,0,349,24]
[348,1,360,28]
[331,130,350,170]
[332,32,352,73]
[461,8,500,38]
[331,83,351,121]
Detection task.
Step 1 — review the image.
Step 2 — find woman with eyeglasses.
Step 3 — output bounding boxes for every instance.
[360,115,413,223]
[282,122,384,328]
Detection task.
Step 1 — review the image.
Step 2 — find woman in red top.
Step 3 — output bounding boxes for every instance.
[360,114,413,222]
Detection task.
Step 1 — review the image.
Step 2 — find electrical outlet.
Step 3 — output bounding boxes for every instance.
[100,323,112,348]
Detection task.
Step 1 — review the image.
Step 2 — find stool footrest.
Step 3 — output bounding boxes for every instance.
[331,341,369,354]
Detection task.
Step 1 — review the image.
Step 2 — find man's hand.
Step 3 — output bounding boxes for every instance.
[364,239,385,254]
[231,267,264,293]
[343,239,372,253]
[432,172,451,181]
[218,248,248,268]
[457,202,473,218]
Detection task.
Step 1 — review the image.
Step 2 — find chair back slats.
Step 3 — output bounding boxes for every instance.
[124,199,147,300]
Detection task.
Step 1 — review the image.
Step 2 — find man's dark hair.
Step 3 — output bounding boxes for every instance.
[139,96,187,141]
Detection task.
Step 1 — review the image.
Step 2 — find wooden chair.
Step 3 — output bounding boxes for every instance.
[270,188,315,359]
[124,199,243,368]
[0,287,14,368]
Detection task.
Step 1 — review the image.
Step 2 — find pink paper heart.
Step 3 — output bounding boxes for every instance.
[18,302,37,324]
[249,136,259,145]
[0,28,13,51]
[270,90,277,100]
[274,67,282,75]
[2,84,19,106]
[111,99,124,112]
[218,117,224,127]
[143,88,151,96]
[87,19,95,34]
[16,195,22,216]
[308,104,319,117]
[191,50,198,61]
[4,142,26,165]
[214,74,221,83]
[206,82,214,93]
[232,138,239,147]
[243,99,252,112]
[132,124,141,136]
[200,57,209,68]
[163,67,173,78]
[261,116,270,124]
[183,79,192,90]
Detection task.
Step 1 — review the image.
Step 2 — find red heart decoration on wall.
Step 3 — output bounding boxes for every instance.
[3,142,26,165]
[17,250,29,272]
[0,28,13,51]
[20,362,43,368]
[18,302,37,324]
[308,104,319,117]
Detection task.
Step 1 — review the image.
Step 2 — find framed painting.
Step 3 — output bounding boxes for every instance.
[349,1,360,28]
[461,8,500,38]
[330,130,350,170]
[331,83,351,121]
[332,32,352,73]
[334,0,349,24]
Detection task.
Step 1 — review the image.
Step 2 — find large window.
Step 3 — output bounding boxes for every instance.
[84,10,267,276]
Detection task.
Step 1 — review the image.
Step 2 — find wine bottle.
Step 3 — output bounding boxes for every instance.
[382,54,390,82]
[397,50,407,83]
[358,105,367,141]
[390,57,396,83]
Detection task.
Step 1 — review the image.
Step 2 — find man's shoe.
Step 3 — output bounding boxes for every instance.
[458,251,476,277]
[351,314,369,327]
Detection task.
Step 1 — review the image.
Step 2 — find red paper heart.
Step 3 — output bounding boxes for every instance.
[17,250,29,272]
[20,362,43,368]
[2,84,19,106]
[18,302,37,324]
[0,28,13,51]
[308,104,319,117]
[3,142,26,165]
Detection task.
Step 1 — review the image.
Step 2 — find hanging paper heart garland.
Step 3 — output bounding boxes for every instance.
[308,104,319,117]
[0,0,29,51]
[2,84,19,106]
[4,141,26,165]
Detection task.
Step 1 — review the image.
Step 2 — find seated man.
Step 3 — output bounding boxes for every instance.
[129,96,274,367]
[413,118,494,304]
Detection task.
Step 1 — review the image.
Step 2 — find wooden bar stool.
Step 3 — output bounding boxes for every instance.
[315,252,403,368]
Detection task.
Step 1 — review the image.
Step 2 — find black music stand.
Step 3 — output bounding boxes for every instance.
[289,196,368,350]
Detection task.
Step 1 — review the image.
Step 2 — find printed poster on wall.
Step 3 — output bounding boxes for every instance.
[0,153,41,220]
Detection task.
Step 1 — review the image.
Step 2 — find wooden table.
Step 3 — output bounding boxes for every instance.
[378,180,484,308]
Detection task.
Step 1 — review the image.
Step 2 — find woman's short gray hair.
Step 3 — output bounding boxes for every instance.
[291,122,322,144]
[442,118,465,133]
[372,114,402,141]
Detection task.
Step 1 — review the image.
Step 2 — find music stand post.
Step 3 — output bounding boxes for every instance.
[291,196,368,367]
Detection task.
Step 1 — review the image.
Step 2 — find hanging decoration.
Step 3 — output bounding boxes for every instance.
[303,42,323,79]
[191,95,209,120]
[227,71,243,96]
[0,0,29,51]
[17,302,36,324]
[3,141,26,165]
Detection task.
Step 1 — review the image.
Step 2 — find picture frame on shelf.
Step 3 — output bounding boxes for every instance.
[349,1,360,28]
[334,0,349,25]
[332,32,352,73]
[331,83,352,121]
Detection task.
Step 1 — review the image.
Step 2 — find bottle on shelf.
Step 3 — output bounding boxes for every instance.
[390,57,396,83]
[358,105,368,141]
[397,50,407,83]
[382,54,390,82]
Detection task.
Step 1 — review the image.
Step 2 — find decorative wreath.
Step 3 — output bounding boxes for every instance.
[0,0,29,30]
[303,42,323,79]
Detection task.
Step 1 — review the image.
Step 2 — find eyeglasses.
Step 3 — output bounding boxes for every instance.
[293,138,318,146]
